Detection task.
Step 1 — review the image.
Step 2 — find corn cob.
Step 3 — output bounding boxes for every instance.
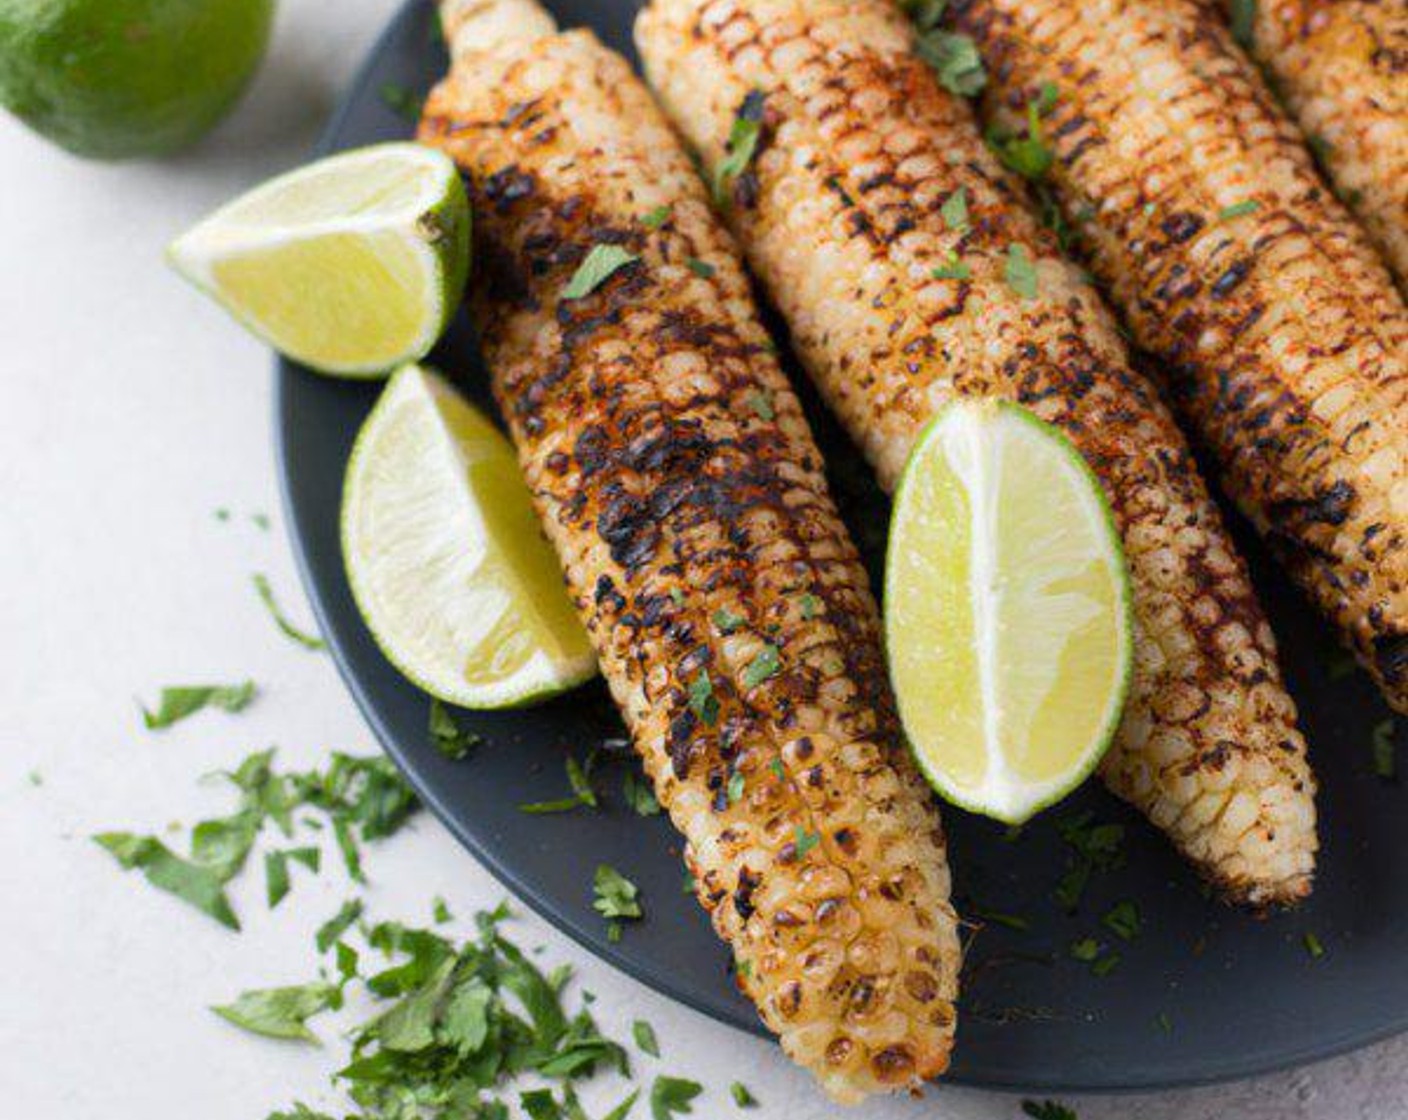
[1224,0,1408,291]
[947,0,1408,713]
[420,0,961,1101]
[636,0,1318,903]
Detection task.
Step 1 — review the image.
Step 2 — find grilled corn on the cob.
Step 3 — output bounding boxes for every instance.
[637,0,1318,903]
[421,0,961,1101]
[1224,0,1408,291]
[948,0,1408,713]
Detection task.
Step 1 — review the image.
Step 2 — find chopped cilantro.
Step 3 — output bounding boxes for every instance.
[593,864,643,928]
[1091,952,1121,976]
[316,899,365,953]
[798,593,821,620]
[770,759,785,781]
[713,91,766,205]
[633,1019,660,1057]
[741,644,781,688]
[521,753,601,814]
[1304,931,1326,959]
[27,770,42,787]
[932,251,971,281]
[1054,812,1125,911]
[1155,1011,1172,1034]
[940,186,970,233]
[681,871,696,895]
[1372,719,1396,779]
[650,1075,703,1120]
[687,670,719,726]
[1022,1102,1077,1120]
[212,980,339,1042]
[1101,899,1142,942]
[94,832,240,929]
[685,257,716,278]
[1218,199,1261,222]
[902,0,946,32]
[1005,243,1039,299]
[989,93,1054,180]
[1069,938,1101,962]
[972,906,1029,931]
[793,827,820,859]
[214,507,231,522]
[746,389,775,421]
[1230,0,1256,49]
[642,204,672,230]
[429,699,481,761]
[623,770,662,816]
[563,245,639,300]
[730,1081,758,1107]
[713,607,746,633]
[727,769,746,805]
[265,846,320,908]
[670,587,685,607]
[915,29,987,96]
[252,574,326,650]
[379,83,424,122]
[141,681,256,730]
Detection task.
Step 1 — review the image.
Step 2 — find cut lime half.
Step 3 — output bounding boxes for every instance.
[168,143,469,376]
[886,400,1132,824]
[342,365,596,708]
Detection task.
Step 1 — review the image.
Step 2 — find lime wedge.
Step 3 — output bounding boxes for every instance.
[342,365,596,708]
[168,143,469,376]
[885,400,1132,824]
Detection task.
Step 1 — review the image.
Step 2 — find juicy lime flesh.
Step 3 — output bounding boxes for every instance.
[215,153,449,227]
[0,0,274,159]
[211,231,431,370]
[888,402,1129,820]
[345,368,594,707]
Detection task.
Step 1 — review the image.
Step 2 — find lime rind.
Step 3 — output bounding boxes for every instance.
[167,143,470,377]
[341,365,597,709]
[885,399,1133,824]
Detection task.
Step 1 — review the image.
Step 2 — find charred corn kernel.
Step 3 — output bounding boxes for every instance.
[948,0,1408,713]
[1225,0,1408,291]
[420,0,960,1101]
[636,0,1318,903]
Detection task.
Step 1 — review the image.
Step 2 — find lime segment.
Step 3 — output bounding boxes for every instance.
[168,143,469,376]
[886,400,1132,824]
[342,365,596,708]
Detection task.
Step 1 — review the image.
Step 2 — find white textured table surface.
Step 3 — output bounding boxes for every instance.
[1,3,1404,1117]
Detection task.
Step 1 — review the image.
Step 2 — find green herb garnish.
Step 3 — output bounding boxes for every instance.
[642,204,672,230]
[713,91,766,205]
[932,251,971,281]
[563,245,640,300]
[520,753,601,814]
[741,644,781,688]
[915,29,987,97]
[265,846,320,908]
[685,257,716,278]
[687,670,719,726]
[1230,0,1256,49]
[252,574,325,650]
[713,607,746,633]
[1218,199,1261,222]
[1372,719,1396,779]
[140,681,256,730]
[798,593,821,620]
[972,907,1029,931]
[1304,931,1326,959]
[1101,899,1141,942]
[1091,952,1121,976]
[429,699,481,761]
[633,1019,660,1057]
[1022,1102,1077,1120]
[1069,938,1100,962]
[212,980,340,1042]
[379,83,424,122]
[1005,243,1039,299]
[746,389,775,421]
[94,832,240,929]
[315,899,365,953]
[793,827,820,859]
[727,769,746,805]
[650,1076,703,1120]
[623,770,662,816]
[593,864,643,929]
[940,185,970,233]
[730,1081,758,1108]
[1054,812,1125,911]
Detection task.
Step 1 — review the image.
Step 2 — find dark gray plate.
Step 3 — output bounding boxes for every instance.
[276,0,1406,1093]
